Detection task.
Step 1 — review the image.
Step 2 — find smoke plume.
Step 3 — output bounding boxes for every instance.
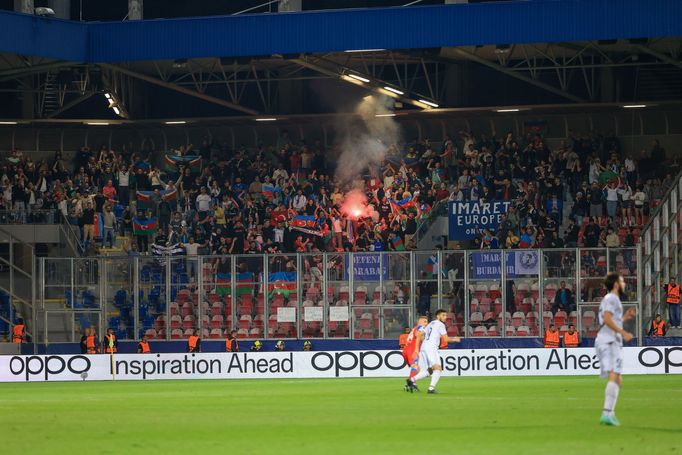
[334,95,401,187]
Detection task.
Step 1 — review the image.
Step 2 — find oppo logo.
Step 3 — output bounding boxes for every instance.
[9,355,91,381]
[638,347,682,373]
[310,351,406,377]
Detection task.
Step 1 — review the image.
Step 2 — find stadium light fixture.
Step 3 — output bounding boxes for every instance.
[496,108,520,113]
[0,121,17,125]
[86,122,110,126]
[104,93,112,100]
[375,113,396,117]
[165,121,187,125]
[347,73,370,83]
[418,99,439,108]
[112,106,121,116]
[344,49,386,53]
[383,86,404,96]
[622,104,647,108]
[255,118,278,122]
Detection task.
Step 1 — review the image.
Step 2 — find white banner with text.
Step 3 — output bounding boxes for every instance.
[1,347,680,382]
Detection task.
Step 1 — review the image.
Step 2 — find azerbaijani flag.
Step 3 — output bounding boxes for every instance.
[262,184,281,199]
[164,154,202,174]
[162,189,178,202]
[291,215,317,229]
[390,235,405,251]
[268,272,297,297]
[133,160,151,172]
[216,272,255,297]
[133,217,158,236]
[390,196,415,210]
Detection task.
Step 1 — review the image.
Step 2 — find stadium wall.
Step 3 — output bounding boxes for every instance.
[2,346,681,382]
[28,337,682,355]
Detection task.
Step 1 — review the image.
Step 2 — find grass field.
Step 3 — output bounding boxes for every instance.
[1,375,680,454]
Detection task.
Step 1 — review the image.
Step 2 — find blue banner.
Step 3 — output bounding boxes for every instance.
[448,201,511,241]
[344,254,389,282]
[471,251,540,280]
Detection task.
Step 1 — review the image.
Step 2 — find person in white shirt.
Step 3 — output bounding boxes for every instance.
[292,190,307,211]
[195,187,212,214]
[595,272,636,426]
[409,309,461,393]
[603,182,619,220]
[182,237,201,278]
[617,183,633,225]
[633,186,646,225]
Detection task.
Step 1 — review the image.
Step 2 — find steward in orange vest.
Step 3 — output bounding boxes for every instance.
[187,330,201,353]
[648,314,667,337]
[544,324,560,348]
[12,319,25,343]
[104,329,118,353]
[138,335,151,353]
[563,324,580,348]
[399,328,410,349]
[226,330,239,352]
[86,332,97,354]
[666,280,680,304]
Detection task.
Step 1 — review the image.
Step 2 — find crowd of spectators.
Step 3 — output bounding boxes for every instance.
[0,129,676,263]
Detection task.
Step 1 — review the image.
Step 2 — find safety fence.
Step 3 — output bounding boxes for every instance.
[34,248,641,345]
[640,171,682,328]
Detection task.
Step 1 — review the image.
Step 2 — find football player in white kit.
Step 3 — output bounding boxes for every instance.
[595,272,636,426]
[409,309,461,394]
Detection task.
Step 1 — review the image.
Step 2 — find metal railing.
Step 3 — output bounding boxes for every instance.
[0,209,57,225]
[639,169,682,332]
[35,247,640,345]
[0,226,36,346]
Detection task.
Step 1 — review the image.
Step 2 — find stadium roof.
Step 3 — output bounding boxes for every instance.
[0,0,680,121]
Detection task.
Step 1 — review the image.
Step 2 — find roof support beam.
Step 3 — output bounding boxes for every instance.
[633,44,682,71]
[100,64,259,115]
[447,48,586,103]
[46,91,96,119]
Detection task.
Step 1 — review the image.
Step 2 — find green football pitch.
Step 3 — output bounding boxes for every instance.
[1,375,680,454]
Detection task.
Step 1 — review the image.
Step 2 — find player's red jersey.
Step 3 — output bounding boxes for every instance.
[401,325,424,365]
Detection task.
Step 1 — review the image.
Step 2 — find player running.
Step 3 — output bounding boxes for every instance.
[403,315,428,392]
[409,309,461,394]
[596,272,636,426]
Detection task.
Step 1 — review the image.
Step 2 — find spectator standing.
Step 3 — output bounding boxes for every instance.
[101,205,116,248]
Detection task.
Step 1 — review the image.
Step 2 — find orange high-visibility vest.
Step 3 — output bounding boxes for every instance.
[564,331,579,348]
[544,330,560,348]
[139,341,150,353]
[651,320,666,336]
[86,335,96,354]
[104,334,117,353]
[188,335,199,352]
[12,324,24,343]
[226,338,237,352]
[667,284,680,304]
[399,333,409,348]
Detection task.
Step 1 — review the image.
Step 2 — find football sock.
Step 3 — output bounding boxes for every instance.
[428,370,442,390]
[603,381,620,417]
[409,367,418,380]
[412,369,429,382]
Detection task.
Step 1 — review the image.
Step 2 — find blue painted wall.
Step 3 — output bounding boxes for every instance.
[26,337,682,355]
[0,0,680,63]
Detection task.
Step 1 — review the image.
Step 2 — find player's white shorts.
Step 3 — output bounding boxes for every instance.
[595,340,623,378]
[419,345,441,369]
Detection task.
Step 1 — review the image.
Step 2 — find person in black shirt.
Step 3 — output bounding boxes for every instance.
[81,201,95,247]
